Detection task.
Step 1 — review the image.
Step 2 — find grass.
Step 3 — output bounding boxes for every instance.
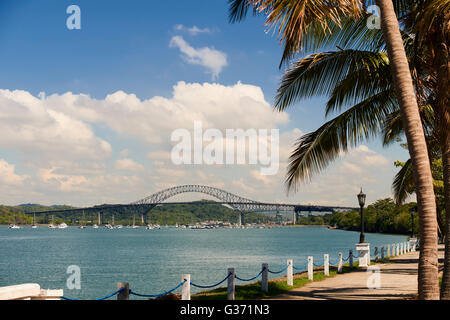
[192,270,337,300]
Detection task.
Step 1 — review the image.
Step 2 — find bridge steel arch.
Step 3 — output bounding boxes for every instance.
[132,185,262,225]
[132,185,262,212]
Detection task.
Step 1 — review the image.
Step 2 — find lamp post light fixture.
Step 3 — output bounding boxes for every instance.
[357,188,366,244]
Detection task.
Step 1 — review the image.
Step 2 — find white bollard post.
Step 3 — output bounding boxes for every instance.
[400,243,404,255]
[338,252,343,273]
[261,263,268,293]
[396,243,400,256]
[181,274,190,300]
[404,242,407,253]
[324,254,329,276]
[308,256,313,280]
[287,259,293,286]
[227,268,235,300]
[387,244,391,257]
[407,241,410,252]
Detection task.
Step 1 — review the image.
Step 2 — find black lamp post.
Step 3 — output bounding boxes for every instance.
[357,188,366,243]
[409,206,416,238]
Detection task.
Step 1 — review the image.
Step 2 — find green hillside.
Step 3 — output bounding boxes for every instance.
[0,200,274,225]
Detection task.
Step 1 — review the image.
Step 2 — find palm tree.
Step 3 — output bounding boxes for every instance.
[374,0,449,298]
[229,0,442,299]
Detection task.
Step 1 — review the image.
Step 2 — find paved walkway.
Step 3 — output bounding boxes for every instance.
[269,245,444,300]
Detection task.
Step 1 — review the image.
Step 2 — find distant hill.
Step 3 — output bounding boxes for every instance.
[0,200,274,225]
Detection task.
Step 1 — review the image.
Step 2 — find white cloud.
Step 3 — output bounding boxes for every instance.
[120,149,131,157]
[46,81,288,145]
[114,158,145,172]
[174,24,212,36]
[250,170,271,184]
[169,36,227,79]
[147,151,171,160]
[0,159,28,185]
[0,84,399,208]
[0,89,112,160]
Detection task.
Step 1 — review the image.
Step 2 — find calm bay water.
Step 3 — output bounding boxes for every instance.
[0,226,407,299]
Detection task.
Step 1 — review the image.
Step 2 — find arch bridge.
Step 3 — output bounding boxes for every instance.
[33,184,357,225]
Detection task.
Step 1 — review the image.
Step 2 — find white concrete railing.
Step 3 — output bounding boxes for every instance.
[0,283,63,300]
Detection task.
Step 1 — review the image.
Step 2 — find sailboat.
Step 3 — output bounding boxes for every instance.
[9,216,21,229]
[78,211,86,229]
[132,214,139,229]
[93,212,100,228]
[105,215,113,229]
[57,222,68,229]
[48,215,57,229]
[31,213,37,228]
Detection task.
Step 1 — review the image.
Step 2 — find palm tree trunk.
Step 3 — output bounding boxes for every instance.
[375,0,439,299]
[442,135,450,299]
[436,15,450,299]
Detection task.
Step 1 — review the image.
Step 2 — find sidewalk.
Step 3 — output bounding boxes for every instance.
[268,244,445,300]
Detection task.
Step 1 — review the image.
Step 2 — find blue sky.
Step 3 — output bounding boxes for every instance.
[0,0,409,207]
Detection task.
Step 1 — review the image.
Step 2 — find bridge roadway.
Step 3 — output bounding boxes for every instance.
[27,184,358,225]
[30,202,357,215]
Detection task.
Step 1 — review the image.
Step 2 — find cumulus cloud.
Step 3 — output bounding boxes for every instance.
[0,159,28,185]
[174,24,212,36]
[0,83,396,207]
[0,82,293,205]
[46,81,288,145]
[0,89,112,160]
[114,158,145,171]
[169,36,227,79]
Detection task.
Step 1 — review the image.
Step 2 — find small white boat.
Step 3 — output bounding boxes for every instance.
[78,211,86,229]
[9,224,21,229]
[115,224,123,229]
[58,223,68,229]
[31,213,38,228]
[93,224,99,229]
[104,224,113,229]
[49,215,56,229]
[146,224,153,230]
[131,215,139,229]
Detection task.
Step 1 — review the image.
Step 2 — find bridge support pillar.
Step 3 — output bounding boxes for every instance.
[238,212,244,227]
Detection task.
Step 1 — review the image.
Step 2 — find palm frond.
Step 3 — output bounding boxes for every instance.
[382,110,403,146]
[325,52,392,115]
[275,49,391,112]
[286,89,396,191]
[228,0,254,23]
[228,0,365,66]
[382,104,437,146]
[392,159,415,204]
